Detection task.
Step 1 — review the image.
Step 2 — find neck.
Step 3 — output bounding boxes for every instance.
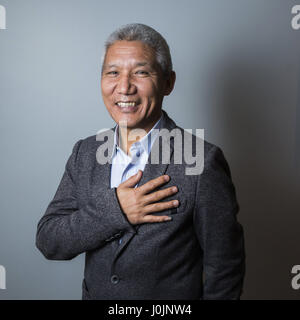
[118,111,162,155]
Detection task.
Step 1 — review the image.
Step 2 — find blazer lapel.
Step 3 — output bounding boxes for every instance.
[110,110,178,261]
[105,109,178,189]
[136,110,177,187]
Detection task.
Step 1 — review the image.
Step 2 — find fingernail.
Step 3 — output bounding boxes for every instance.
[173,200,179,206]
[165,217,172,221]
[164,175,170,181]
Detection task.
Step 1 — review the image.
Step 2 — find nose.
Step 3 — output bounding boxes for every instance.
[117,74,136,95]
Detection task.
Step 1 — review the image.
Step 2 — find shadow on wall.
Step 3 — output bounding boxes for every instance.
[296,67,300,177]
[202,49,300,299]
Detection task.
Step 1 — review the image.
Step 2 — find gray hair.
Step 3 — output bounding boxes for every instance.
[101,23,173,78]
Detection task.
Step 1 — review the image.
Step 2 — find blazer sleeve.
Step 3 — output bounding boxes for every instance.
[193,145,246,299]
[36,139,135,260]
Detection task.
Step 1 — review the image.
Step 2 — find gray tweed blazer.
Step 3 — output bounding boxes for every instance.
[36,109,245,300]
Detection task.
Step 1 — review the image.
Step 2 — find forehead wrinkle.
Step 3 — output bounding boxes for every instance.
[103,42,158,71]
[103,61,152,70]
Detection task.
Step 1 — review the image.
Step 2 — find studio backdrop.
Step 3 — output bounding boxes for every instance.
[0,0,299,299]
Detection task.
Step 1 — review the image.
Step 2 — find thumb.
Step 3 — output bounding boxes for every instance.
[122,170,143,188]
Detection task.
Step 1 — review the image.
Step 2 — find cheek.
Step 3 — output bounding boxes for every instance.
[137,82,158,101]
[101,80,115,97]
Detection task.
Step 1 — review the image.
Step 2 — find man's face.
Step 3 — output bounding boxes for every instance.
[101,40,175,132]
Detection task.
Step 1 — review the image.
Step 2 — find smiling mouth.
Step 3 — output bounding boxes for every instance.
[115,101,139,107]
[115,101,140,113]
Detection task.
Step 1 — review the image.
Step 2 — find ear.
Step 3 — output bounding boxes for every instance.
[164,71,176,96]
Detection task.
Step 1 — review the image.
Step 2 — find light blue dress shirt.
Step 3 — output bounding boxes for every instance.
[110,112,164,244]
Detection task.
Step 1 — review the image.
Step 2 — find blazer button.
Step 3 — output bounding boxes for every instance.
[111,275,119,284]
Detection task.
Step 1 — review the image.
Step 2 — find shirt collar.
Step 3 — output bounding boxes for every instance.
[111,111,164,159]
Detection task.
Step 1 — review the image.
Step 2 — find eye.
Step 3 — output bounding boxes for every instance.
[106,71,118,75]
[136,70,149,75]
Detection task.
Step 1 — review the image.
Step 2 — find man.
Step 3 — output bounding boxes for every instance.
[36,23,245,300]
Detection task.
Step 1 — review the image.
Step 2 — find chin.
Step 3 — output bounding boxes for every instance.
[114,113,140,125]
[118,119,141,129]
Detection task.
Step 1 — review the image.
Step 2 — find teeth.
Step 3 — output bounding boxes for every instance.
[117,102,137,107]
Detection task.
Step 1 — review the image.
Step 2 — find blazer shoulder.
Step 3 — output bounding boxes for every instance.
[174,123,219,157]
[75,129,113,151]
[201,140,233,180]
[70,134,96,152]
[69,134,99,163]
[174,124,232,180]
[71,128,115,162]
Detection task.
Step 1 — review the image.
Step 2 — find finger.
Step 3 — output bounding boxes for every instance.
[138,174,170,195]
[143,186,178,205]
[142,214,172,223]
[144,200,179,214]
[121,170,142,188]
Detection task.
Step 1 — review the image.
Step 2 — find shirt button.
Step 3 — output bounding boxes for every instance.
[111,275,119,284]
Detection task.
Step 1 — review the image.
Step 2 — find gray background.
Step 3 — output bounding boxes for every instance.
[0,0,299,299]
